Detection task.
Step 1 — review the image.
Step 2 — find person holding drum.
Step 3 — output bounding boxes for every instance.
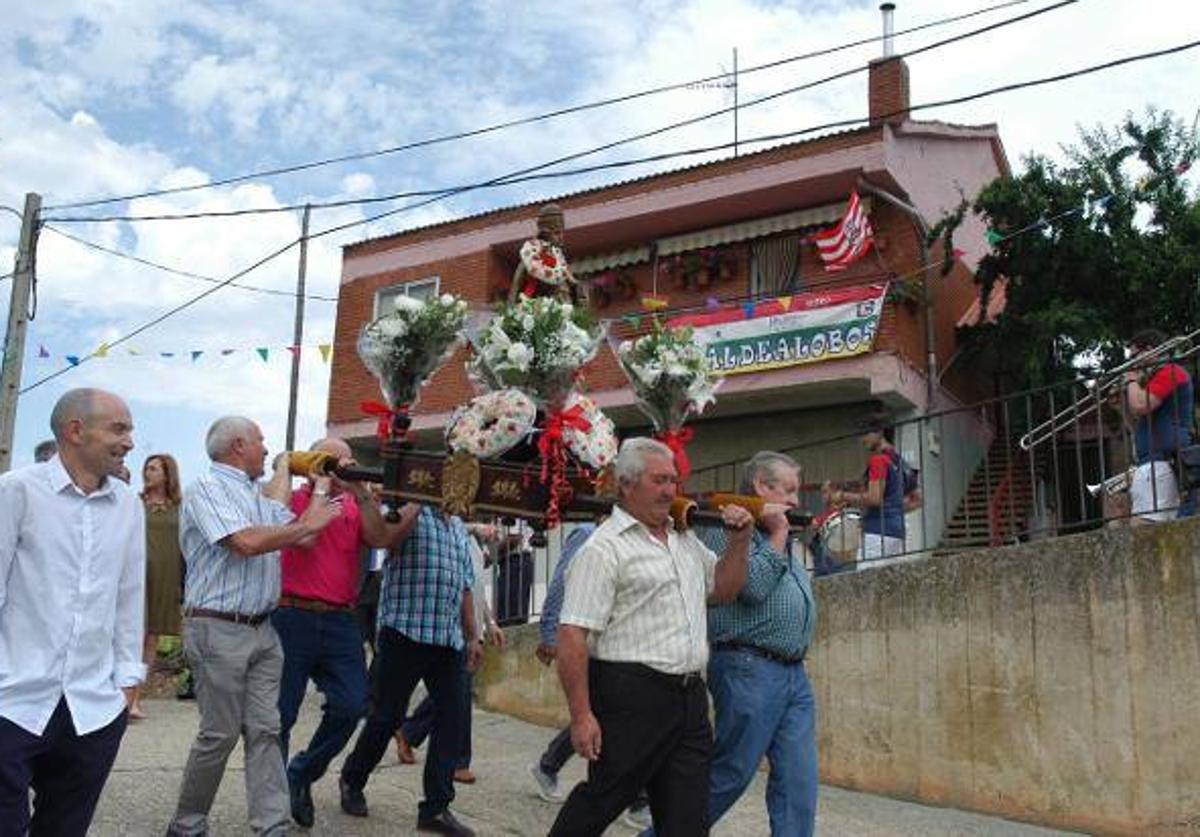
[824,412,922,564]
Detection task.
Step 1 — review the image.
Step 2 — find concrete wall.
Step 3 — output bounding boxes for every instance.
[477,518,1200,835]
[811,517,1200,835]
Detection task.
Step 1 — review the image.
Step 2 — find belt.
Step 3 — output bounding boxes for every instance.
[712,640,806,666]
[278,595,354,613]
[184,607,272,626]
[594,659,704,690]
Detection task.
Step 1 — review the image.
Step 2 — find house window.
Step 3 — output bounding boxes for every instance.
[374,276,439,317]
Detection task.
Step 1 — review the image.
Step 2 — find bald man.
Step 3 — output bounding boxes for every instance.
[0,388,143,835]
[274,437,407,828]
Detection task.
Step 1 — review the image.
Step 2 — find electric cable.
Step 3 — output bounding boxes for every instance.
[43,0,1033,212]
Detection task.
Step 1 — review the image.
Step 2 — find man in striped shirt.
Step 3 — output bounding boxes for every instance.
[167,416,340,837]
[549,438,756,837]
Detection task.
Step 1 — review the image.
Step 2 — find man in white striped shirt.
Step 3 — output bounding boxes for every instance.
[167,416,340,837]
[549,438,755,837]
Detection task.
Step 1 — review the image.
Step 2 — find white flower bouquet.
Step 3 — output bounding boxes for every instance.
[357,293,469,407]
[617,323,719,432]
[469,295,603,405]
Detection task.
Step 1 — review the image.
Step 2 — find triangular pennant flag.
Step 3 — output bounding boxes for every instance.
[256,348,270,362]
[191,350,204,362]
[126,348,140,356]
[623,314,642,329]
[985,229,1004,245]
[221,349,236,356]
[286,346,301,357]
[743,302,756,319]
[318,344,332,363]
[640,295,669,311]
[37,345,49,358]
[66,355,80,367]
[160,352,175,358]
[776,295,792,312]
[94,343,109,358]
[952,248,966,259]
[705,296,721,312]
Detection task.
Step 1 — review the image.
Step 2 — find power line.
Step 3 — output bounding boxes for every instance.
[40,225,338,302]
[44,0,1076,226]
[22,29,1193,395]
[42,0,1032,213]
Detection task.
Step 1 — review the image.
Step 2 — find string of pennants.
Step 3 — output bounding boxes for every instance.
[37,342,334,367]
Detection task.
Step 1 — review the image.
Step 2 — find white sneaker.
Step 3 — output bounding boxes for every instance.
[621,803,652,830]
[528,762,563,803]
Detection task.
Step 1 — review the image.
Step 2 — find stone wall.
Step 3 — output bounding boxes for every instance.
[475,518,1200,834]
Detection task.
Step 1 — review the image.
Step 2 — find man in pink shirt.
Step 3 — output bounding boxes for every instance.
[273,437,403,828]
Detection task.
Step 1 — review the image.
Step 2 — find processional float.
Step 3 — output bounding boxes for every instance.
[293,209,811,535]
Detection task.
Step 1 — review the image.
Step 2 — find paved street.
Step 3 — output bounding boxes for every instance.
[91,695,1076,835]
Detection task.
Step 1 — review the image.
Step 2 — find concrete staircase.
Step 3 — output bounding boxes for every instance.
[937,436,1033,553]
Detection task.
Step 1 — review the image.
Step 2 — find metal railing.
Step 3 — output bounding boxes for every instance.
[469,346,1199,624]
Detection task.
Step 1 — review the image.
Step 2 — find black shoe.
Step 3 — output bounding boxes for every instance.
[289,775,314,828]
[339,777,368,817]
[416,808,475,836]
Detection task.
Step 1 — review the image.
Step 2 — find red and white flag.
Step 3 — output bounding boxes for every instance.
[813,192,873,272]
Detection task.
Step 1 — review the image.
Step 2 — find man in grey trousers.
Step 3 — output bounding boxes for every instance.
[166,417,339,836]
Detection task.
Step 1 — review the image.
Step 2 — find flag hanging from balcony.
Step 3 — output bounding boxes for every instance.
[813,191,873,271]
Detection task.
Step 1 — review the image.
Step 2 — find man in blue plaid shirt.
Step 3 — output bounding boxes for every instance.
[339,504,483,837]
[645,451,816,837]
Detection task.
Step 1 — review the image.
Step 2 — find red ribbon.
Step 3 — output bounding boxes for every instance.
[361,400,408,442]
[656,426,695,485]
[537,404,592,527]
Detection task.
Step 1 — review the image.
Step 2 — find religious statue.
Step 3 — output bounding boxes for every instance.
[509,203,585,304]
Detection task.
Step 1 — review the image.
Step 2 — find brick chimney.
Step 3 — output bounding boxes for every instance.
[868,3,910,126]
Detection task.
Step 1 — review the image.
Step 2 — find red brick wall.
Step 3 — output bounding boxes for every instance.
[868,57,910,126]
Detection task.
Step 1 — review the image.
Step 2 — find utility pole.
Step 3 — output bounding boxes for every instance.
[284,203,311,453]
[0,193,42,472]
[732,47,739,157]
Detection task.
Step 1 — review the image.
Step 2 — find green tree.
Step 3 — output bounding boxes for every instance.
[951,109,1199,390]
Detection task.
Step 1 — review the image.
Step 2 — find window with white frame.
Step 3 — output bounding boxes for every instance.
[374,276,440,317]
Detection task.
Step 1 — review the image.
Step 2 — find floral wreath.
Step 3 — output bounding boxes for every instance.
[520,238,572,287]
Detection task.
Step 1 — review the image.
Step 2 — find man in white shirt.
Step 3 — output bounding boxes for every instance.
[549,438,755,837]
[0,388,144,836]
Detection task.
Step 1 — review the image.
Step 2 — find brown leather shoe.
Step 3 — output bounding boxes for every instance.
[394,731,416,764]
[452,767,476,784]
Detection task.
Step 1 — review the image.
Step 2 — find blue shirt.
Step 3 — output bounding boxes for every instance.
[379,506,474,650]
[861,449,906,538]
[181,462,293,616]
[540,524,596,646]
[700,525,815,660]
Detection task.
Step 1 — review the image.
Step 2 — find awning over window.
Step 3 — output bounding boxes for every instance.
[571,198,867,275]
[573,245,652,276]
[656,199,867,257]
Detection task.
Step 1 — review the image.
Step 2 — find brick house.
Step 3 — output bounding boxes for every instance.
[327,51,1010,551]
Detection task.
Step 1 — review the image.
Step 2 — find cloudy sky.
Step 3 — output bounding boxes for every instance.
[0,0,1195,485]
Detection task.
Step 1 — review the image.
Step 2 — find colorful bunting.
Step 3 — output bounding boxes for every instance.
[776,295,793,312]
[160,352,174,358]
[221,349,236,356]
[641,295,669,311]
[37,345,49,358]
[743,302,756,318]
[318,344,332,363]
[256,348,270,362]
[286,346,301,357]
[191,350,203,362]
[705,297,721,312]
[623,314,642,329]
[94,343,109,358]
[66,355,80,366]
[985,228,1004,245]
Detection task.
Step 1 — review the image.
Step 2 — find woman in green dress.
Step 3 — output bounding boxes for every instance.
[131,453,183,719]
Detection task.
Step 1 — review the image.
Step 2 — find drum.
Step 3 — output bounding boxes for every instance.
[819,509,862,566]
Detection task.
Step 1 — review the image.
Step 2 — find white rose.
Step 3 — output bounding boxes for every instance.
[521,314,536,332]
[394,295,423,313]
[506,342,534,372]
[634,362,663,385]
[376,316,408,339]
[440,293,455,306]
